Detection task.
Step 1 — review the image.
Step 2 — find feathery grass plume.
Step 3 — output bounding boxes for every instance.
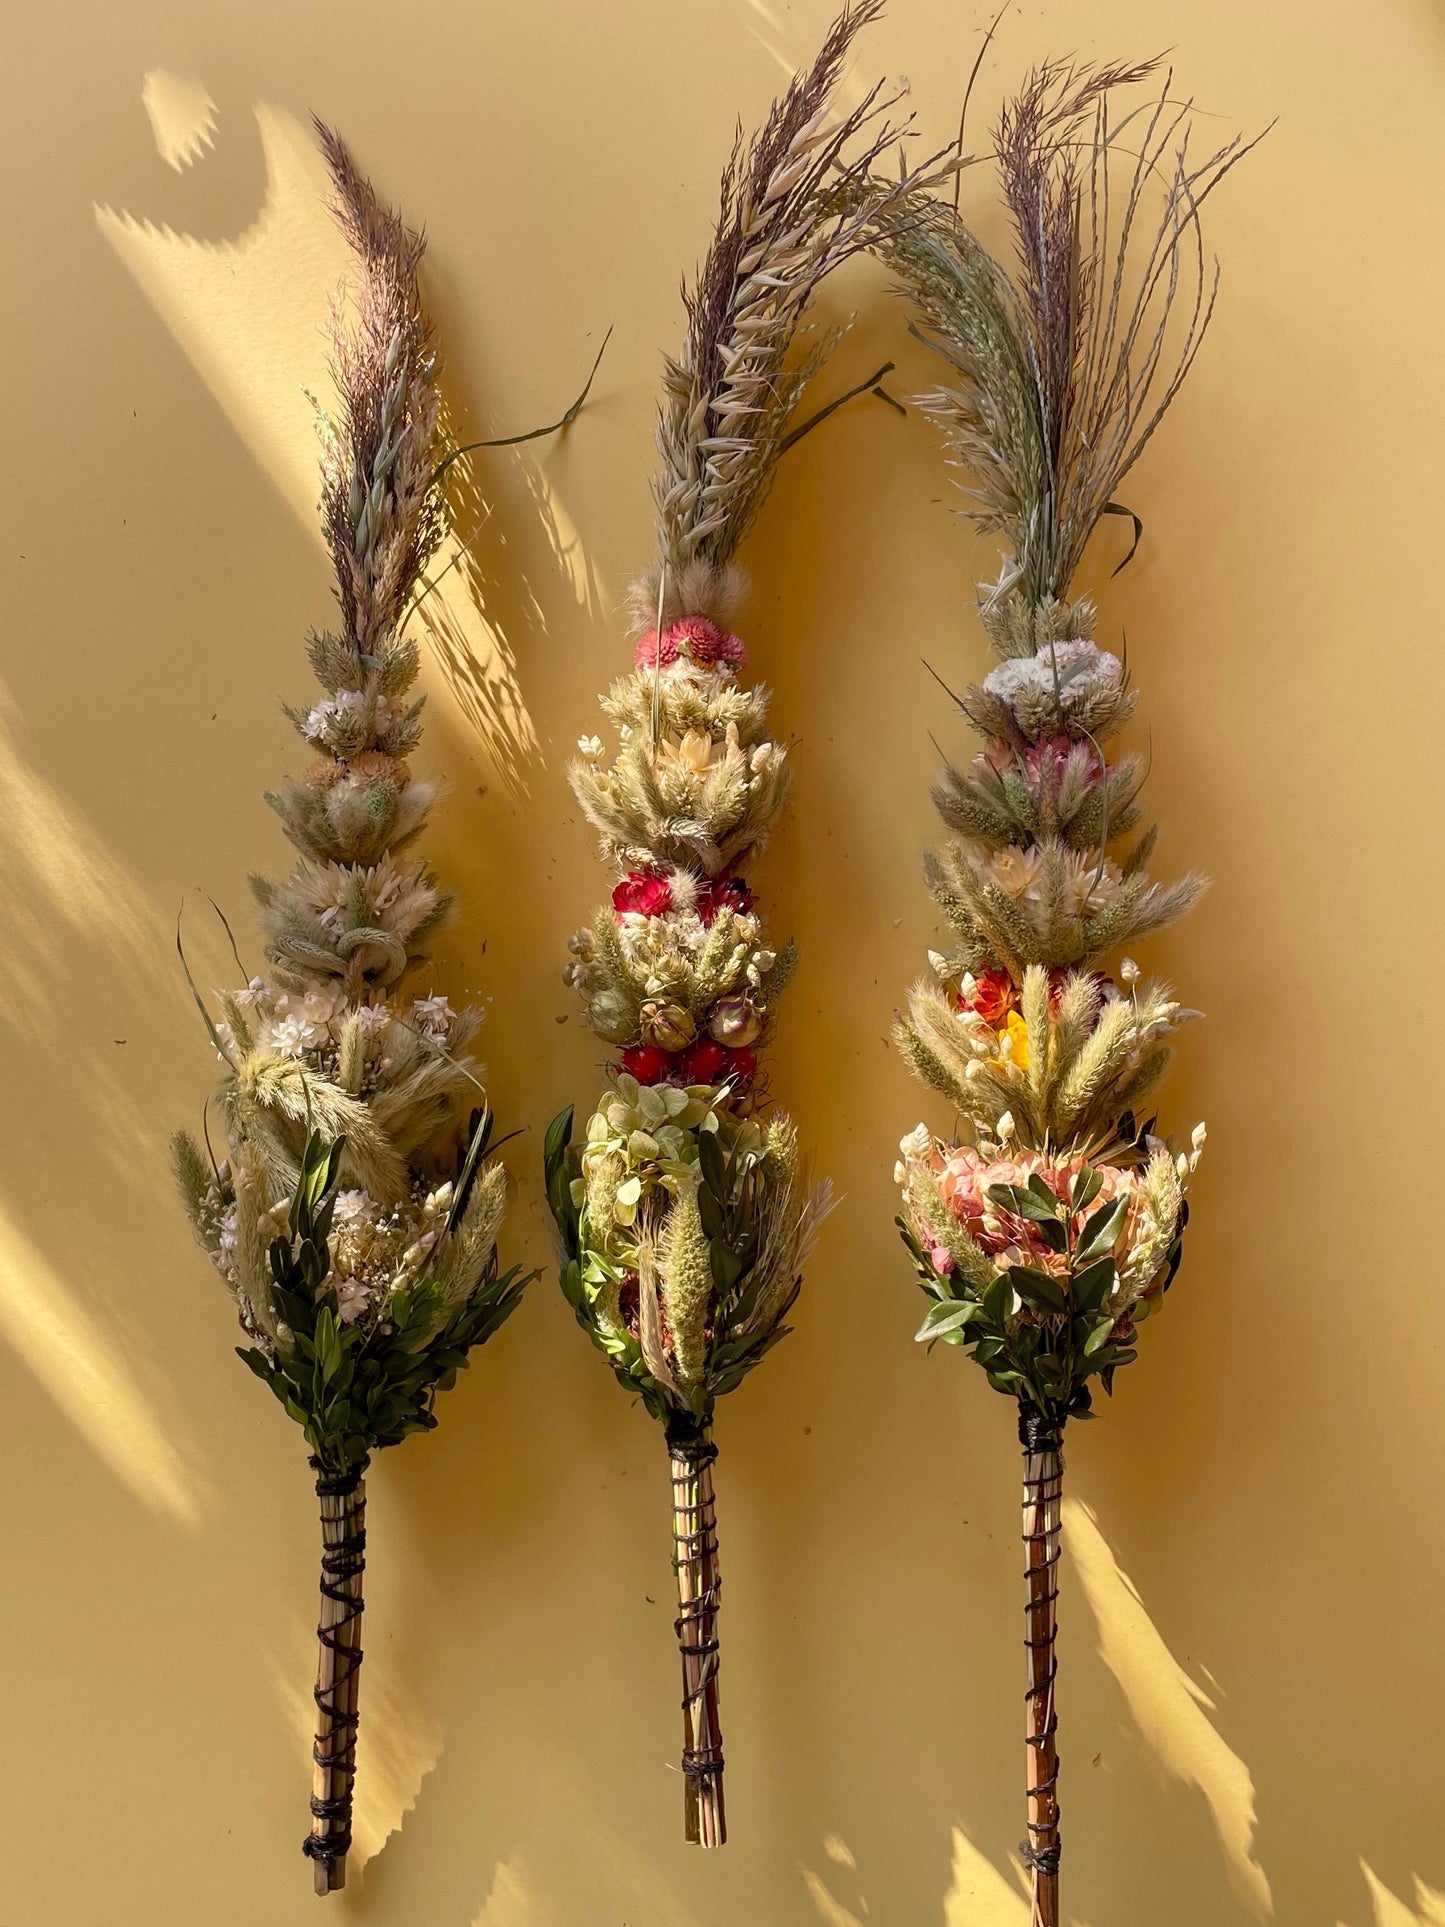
[880,57,1257,1927]
[171,126,532,1895]
[545,1,959,1845]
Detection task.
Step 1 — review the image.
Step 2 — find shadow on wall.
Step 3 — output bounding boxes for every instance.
[1064,1497,1272,1919]
[95,75,602,805]
[414,441,604,800]
[797,1496,1265,1927]
[0,675,211,1527]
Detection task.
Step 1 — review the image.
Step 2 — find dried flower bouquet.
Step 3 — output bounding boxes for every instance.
[881,60,1255,1927]
[544,0,954,1846]
[173,128,531,1892]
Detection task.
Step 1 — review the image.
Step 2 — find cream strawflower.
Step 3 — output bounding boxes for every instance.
[983,846,1043,900]
[656,729,719,776]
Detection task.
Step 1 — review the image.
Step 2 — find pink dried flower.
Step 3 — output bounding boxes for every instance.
[672,615,746,667]
[633,629,681,670]
[634,615,747,672]
[1023,733,1104,798]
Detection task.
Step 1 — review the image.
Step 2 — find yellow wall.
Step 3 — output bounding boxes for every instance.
[3,3,1441,1923]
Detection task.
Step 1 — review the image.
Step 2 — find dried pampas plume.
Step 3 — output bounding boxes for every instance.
[639,0,958,629]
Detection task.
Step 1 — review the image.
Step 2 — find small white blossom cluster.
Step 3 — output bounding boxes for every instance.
[215,976,463,1082]
[215,979,350,1062]
[324,1176,454,1323]
[208,1172,456,1328]
[981,638,1121,714]
[408,993,455,1045]
[304,687,406,753]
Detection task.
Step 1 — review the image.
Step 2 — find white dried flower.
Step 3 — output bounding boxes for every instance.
[577,735,604,760]
[997,1110,1016,1143]
[1120,956,1141,986]
[981,639,1121,713]
[335,1280,374,1326]
[411,993,454,1041]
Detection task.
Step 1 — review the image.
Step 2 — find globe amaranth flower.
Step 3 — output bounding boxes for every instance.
[634,614,747,673]
[683,1039,756,1086]
[617,1038,757,1089]
[619,1043,675,1085]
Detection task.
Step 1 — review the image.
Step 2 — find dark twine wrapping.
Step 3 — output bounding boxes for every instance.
[1018,1408,1066,1918]
[667,1426,725,1841]
[302,1458,368,1870]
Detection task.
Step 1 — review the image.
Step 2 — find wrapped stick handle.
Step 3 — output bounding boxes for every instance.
[303,1457,368,1894]
[667,1423,726,1847]
[1019,1408,1064,1927]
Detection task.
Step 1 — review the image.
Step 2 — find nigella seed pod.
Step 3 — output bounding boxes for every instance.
[640,1000,697,1051]
[708,997,763,1047]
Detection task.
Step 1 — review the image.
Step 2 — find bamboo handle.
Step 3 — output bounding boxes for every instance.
[668,1426,725,1848]
[1020,1411,1064,1927]
[304,1458,368,1894]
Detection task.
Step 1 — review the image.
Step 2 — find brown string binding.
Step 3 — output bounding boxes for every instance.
[1019,1406,1065,1927]
[303,1456,369,1894]
[666,1419,725,1847]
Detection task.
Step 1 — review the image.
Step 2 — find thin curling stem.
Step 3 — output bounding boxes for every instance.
[667,1423,725,1847]
[1019,1408,1064,1927]
[304,1458,369,1893]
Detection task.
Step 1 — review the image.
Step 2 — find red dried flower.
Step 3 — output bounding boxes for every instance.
[679,1038,728,1084]
[959,966,1019,1027]
[695,873,755,926]
[613,869,673,918]
[619,1044,675,1085]
[679,1039,757,1086]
